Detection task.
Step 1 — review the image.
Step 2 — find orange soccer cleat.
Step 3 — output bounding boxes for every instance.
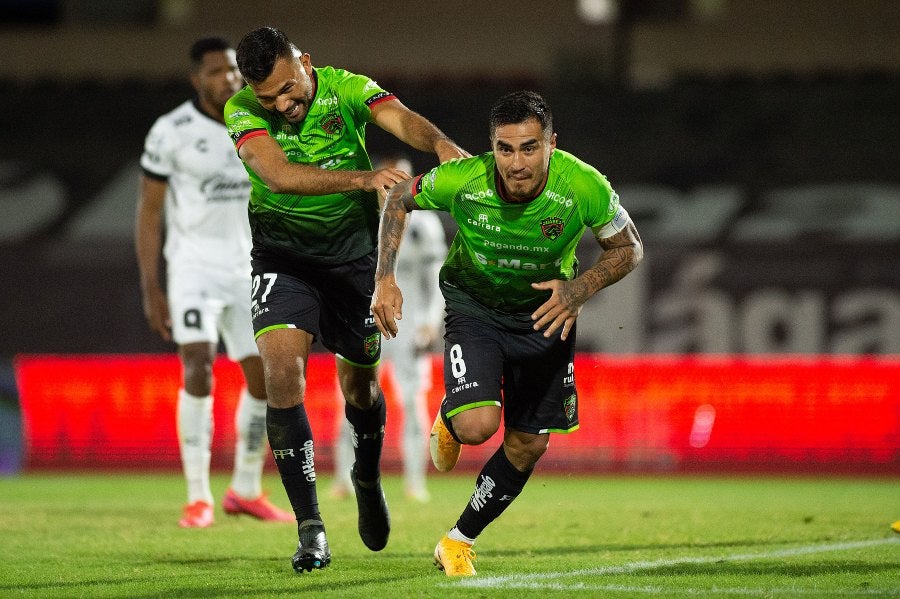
[433,534,476,576]
[429,411,461,472]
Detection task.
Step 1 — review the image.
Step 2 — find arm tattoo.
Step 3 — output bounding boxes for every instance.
[375,181,416,279]
[575,222,644,301]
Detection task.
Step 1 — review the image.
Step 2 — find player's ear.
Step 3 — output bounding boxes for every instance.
[300,53,313,73]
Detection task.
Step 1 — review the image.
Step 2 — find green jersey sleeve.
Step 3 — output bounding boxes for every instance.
[224,87,273,147]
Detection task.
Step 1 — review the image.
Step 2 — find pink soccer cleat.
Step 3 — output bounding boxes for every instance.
[222,488,295,522]
[179,500,214,528]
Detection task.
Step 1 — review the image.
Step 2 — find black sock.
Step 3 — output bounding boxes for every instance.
[456,445,533,539]
[267,404,319,522]
[344,392,386,482]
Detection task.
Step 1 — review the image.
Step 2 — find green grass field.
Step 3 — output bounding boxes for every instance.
[0,472,897,598]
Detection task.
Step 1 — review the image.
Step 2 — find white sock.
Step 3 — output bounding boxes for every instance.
[448,526,476,545]
[230,388,268,499]
[178,389,213,504]
[401,386,429,496]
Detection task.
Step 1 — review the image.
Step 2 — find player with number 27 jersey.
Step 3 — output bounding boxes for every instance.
[225,66,394,265]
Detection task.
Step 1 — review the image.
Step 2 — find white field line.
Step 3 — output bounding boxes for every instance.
[449,537,899,592]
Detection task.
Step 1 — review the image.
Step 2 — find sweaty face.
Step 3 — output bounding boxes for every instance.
[194,49,243,112]
[249,54,316,124]
[491,118,557,202]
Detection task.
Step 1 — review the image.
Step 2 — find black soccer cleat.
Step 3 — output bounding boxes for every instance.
[292,520,331,573]
[350,464,391,551]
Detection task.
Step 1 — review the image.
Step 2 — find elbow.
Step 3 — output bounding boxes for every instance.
[630,241,644,268]
[263,174,290,195]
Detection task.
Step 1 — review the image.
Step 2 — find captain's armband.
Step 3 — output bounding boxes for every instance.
[593,206,631,240]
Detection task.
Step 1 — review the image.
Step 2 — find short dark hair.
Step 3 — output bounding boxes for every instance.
[189,36,231,70]
[235,26,297,83]
[489,91,553,137]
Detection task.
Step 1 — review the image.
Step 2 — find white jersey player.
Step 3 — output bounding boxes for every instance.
[332,157,448,502]
[136,36,293,528]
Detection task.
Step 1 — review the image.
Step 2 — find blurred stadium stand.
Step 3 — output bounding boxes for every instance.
[0,1,897,357]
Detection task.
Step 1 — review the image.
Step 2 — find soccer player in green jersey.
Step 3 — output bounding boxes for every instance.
[372,91,644,576]
[225,26,467,574]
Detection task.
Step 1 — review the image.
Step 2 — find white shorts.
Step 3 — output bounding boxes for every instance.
[167,265,258,361]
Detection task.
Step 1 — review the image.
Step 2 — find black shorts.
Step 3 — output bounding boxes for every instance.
[441,310,578,434]
[250,250,380,366]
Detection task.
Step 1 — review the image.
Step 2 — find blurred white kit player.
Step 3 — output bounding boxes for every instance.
[136,37,293,527]
[332,157,448,502]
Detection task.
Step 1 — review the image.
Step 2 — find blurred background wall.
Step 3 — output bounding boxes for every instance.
[1,0,898,357]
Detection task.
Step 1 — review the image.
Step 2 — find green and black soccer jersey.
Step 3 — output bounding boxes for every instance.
[412,149,625,329]
[225,66,395,265]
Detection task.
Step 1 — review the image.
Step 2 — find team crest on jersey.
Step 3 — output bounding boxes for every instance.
[564,394,577,422]
[321,113,345,135]
[364,333,381,358]
[540,217,564,240]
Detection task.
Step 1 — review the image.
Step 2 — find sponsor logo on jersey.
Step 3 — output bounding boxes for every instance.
[482,239,549,253]
[364,91,392,106]
[318,157,342,169]
[474,252,563,270]
[467,213,500,233]
[546,190,573,207]
[226,116,255,133]
[540,217,564,240]
[608,191,620,214]
[316,95,339,107]
[463,190,494,201]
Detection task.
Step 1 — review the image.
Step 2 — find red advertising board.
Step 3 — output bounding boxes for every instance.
[13,354,899,473]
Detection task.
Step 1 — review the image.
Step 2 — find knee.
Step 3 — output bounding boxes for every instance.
[452,418,499,446]
[455,428,494,446]
[182,357,213,396]
[262,358,305,406]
